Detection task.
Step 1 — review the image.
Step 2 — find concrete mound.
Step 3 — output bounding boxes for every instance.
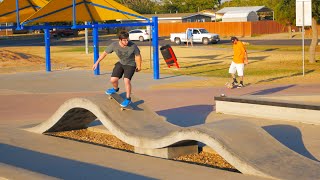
[26,94,320,180]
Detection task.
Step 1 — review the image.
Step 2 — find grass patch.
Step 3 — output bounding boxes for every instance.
[1,45,319,87]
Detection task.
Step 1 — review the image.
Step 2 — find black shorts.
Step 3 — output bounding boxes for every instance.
[111,62,136,80]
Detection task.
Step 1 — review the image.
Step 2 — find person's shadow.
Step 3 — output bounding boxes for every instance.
[263,124,319,162]
[0,143,155,179]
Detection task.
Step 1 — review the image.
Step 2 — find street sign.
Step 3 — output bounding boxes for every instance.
[296,0,312,76]
[296,0,312,26]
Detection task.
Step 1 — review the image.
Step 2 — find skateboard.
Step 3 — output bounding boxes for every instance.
[107,93,133,111]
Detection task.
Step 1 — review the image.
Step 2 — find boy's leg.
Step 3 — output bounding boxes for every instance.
[228,62,238,84]
[110,77,119,89]
[120,65,136,107]
[123,65,136,99]
[236,64,245,87]
[106,62,123,94]
[123,78,131,99]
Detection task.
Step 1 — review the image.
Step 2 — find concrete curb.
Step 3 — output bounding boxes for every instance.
[215,95,320,125]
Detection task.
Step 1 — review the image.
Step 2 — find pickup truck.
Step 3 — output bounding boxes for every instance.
[170,28,220,45]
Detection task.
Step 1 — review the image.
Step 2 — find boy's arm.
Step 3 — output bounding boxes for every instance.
[240,42,248,65]
[92,51,108,70]
[244,50,248,64]
[135,54,142,72]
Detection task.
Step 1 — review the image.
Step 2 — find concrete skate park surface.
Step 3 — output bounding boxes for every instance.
[1,70,320,179]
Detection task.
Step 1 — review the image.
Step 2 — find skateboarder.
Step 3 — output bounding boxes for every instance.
[229,36,248,88]
[92,30,142,107]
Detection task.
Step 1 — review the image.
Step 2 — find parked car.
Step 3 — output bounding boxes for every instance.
[170,28,220,45]
[128,29,150,41]
[50,29,77,37]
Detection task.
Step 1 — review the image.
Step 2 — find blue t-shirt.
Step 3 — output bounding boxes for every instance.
[187,29,193,38]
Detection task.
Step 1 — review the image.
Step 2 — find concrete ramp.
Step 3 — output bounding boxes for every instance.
[26,94,320,180]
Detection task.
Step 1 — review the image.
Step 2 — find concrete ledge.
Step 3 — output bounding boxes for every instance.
[215,96,320,125]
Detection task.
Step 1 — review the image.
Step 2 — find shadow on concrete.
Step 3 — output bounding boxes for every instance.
[263,125,319,162]
[249,84,296,95]
[157,105,213,127]
[0,143,155,179]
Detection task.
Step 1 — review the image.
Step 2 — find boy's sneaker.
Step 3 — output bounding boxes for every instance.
[120,98,131,107]
[105,88,119,95]
[237,83,244,88]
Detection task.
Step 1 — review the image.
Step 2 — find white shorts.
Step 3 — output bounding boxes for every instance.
[229,61,245,76]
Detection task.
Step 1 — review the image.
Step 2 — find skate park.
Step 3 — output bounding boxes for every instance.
[1,0,320,179]
[1,70,320,179]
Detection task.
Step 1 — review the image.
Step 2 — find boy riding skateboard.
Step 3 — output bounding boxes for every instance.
[92,30,142,107]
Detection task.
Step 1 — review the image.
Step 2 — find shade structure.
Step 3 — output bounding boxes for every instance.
[0,0,47,22]
[22,0,146,25]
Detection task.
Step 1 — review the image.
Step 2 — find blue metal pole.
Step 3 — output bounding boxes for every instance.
[72,0,77,29]
[44,26,51,72]
[92,23,100,75]
[15,0,21,30]
[152,16,159,79]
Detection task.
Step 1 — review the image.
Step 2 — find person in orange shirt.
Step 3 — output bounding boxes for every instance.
[229,36,248,88]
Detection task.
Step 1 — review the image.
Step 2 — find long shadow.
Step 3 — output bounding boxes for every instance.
[263,125,319,162]
[249,84,296,95]
[184,55,220,60]
[247,56,269,61]
[183,67,229,76]
[159,65,228,79]
[0,143,155,179]
[256,70,315,84]
[264,48,279,51]
[4,50,39,60]
[182,61,223,69]
[157,105,213,127]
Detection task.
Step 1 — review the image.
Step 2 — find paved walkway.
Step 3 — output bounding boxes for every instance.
[1,70,320,179]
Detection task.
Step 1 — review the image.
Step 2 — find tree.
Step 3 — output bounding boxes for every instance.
[161,0,219,13]
[309,0,320,63]
[114,0,157,14]
[274,0,296,38]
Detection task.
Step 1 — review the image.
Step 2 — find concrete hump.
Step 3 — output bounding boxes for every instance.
[25,94,320,180]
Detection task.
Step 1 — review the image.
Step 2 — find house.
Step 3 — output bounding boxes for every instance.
[216,6,274,21]
[143,13,195,23]
[182,13,216,22]
[119,12,216,24]
[222,11,259,22]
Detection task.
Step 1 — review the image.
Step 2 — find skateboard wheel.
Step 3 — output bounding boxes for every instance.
[220,94,225,97]
[108,97,112,99]
[120,108,124,111]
